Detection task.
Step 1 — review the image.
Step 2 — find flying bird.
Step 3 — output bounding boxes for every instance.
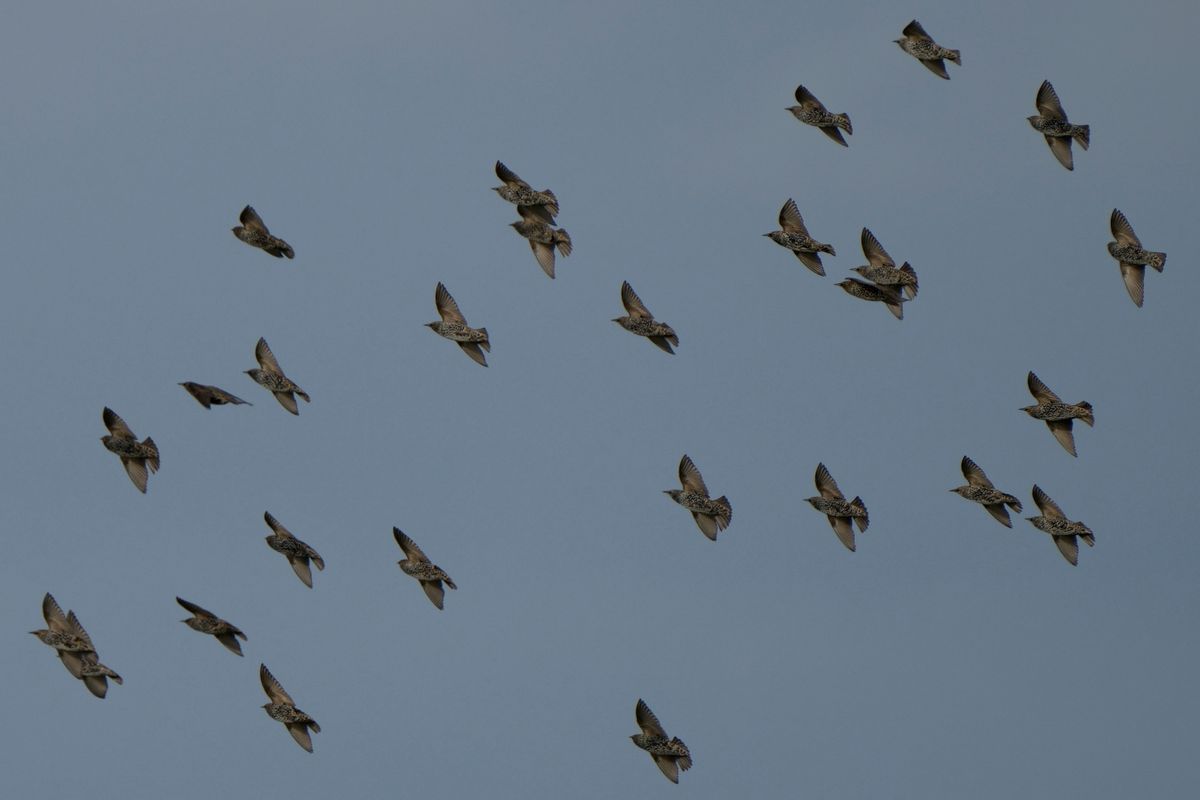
[177,597,248,656]
[836,277,907,319]
[232,206,294,258]
[787,85,853,146]
[1021,371,1093,457]
[30,593,95,680]
[1027,485,1095,566]
[894,20,960,79]
[850,228,918,299]
[630,699,693,784]
[510,206,572,278]
[492,161,559,225]
[263,512,325,588]
[426,283,491,367]
[1107,209,1166,307]
[260,664,320,752]
[100,407,160,493]
[765,198,836,276]
[1027,81,1090,170]
[664,455,732,541]
[805,463,869,552]
[949,456,1023,528]
[245,337,310,415]
[612,281,679,354]
[393,528,458,610]
[179,382,252,409]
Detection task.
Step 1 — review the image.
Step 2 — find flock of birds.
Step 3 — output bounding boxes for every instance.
[27,18,1170,784]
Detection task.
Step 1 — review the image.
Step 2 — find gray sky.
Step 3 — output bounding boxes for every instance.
[4,1,1199,797]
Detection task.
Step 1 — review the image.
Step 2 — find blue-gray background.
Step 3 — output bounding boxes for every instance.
[4,2,1197,797]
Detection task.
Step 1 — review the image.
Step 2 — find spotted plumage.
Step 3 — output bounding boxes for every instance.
[493,161,559,225]
[1107,209,1166,308]
[78,653,123,699]
[179,382,251,409]
[426,282,490,367]
[1027,485,1095,566]
[232,205,294,258]
[805,463,869,551]
[949,456,1023,528]
[263,512,325,588]
[245,337,310,415]
[765,198,836,276]
[260,664,320,752]
[787,85,853,146]
[613,281,679,354]
[631,699,692,784]
[100,407,160,493]
[30,593,95,680]
[851,228,918,299]
[894,20,960,80]
[1027,81,1090,171]
[1021,371,1093,457]
[510,206,572,278]
[664,455,732,541]
[836,278,906,319]
[177,597,248,656]
[393,528,457,610]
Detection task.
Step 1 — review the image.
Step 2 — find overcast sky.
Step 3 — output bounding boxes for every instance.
[3,1,1198,798]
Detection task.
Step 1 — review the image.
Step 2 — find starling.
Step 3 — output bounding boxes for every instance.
[851,228,918,299]
[245,337,310,415]
[949,456,1023,528]
[1027,485,1095,566]
[30,593,95,679]
[1027,81,1090,171]
[836,278,906,319]
[1107,209,1166,307]
[177,597,248,656]
[78,653,123,699]
[263,512,325,588]
[232,205,294,258]
[492,161,559,225]
[805,463,868,552]
[664,454,732,541]
[630,699,693,784]
[894,20,960,79]
[510,206,572,278]
[179,382,252,409]
[259,664,320,753]
[1021,371,1093,457]
[787,85,853,146]
[426,283,491,367]
[764,198,836,276]
[100,407,160,493]
[612,281,679,354]
[393,528,458,610]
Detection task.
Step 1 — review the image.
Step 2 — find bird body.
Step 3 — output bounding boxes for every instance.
[426,283,490,367]
[1107,209,1165,307]
[179,382,251,408]
[1027,485,1094,565]
[894,20,960,79]
[263,512,325,588]
[232,206,294,258]
[100,407,160,493]
[493,161,559,225]
[511,208,572,278]
[805,463,868,551]
[631,699,692,784]
[1021,372,1093,457]
[950,456,1022,528]
[664,455,732,540]
[765,198,835,275]
[245,338,309,414]
[836,278,906,319]
[393,528,457,610]
[1027,81,1090,170]
[613,281,678,354]
[260,664,319,752]
[787,85,852,146]
[177,597,248,656]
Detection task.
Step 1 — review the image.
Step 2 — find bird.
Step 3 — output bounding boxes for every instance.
[630,699,693,784]
[612,281,679,354]
[426,283,490,367]
[664,455,732,541]
[851,228,918,299]
[805,463,868,552]
[949,456,1023,528]
[765,198,836,276]
[1021,371,1093,457]
[179,382,252,409]
[100,407,160,493]
[263,512,325,588]
[835,278,906,319]
[393,528,457,610]
[176,597,248,656]
[77,653,123,699]
[259,664,320,752]
[510,206,572,278]
[492,161,559,225]
[787,85,852,146]
[30,593,95,680]
[245,337,310,415]
[1107,209,1166,307]
[232,205,294,258]
[894,20,960,79]
[1027,485,1095,566]
[1027,81,1090,170]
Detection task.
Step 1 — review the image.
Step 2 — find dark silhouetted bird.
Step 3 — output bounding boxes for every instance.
[765,198,835,275]
[177,597,248,656]
[805,463,868,551]
[894,20,960,79]
[100,407,159,493]
[510,206,572,278]
[393,528,457,610]
[245,338,309,415]
[613,281,679,354]
[260,664,320,752]
[1027,485,1095,566]
[232,206,294,258]
[950,456,1023,528]
[426,283,490,367]
[631,699,692,784]
[1021,372,1093,457]
[180,382,251,409]
[836,278,906,319]
[664,455,732,540]
[787,85,852,146]
[493,161,559,225]
[1107,209,1166,307]
[263,512,325,588]
[1027,81,1090,170]
[851,228,918,299]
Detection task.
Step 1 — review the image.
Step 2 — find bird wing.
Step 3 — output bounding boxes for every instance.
[1026,371,1062,404]
[793,85,826,112]
[264,511,293,539]
[1035,80,1067,121]
[778,198,809,235]
[260,663,294,704]
[960,456,995,488]
[860,228,895,268]
[239,205,269,234]
[1110,209,1142,247]
[620,281,653,319]
[435,282,468,324]
[1031,485,1066,519]
[678,455,710,495]
[635,699,669,738]
[176,596,216,619]
[102,407,136,438]
[902,19,932,40]
[255,337,283,373]
[815,462,845,500]
[494,160,529,188]
[393,528,430,562]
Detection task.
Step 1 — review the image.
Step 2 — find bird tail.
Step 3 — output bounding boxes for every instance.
[478,328,490,352]
[296,390,312,403]
[714,496,732,531]
[1148,251,1166,272]
[946,49,961,66]
[835,114,853,135]
[851,497,869,532]
[554,229,573,257]
[1073,125,1090,151]
[900,262,919,299]
[1076,401,1095,427]
[143,438,160,473]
